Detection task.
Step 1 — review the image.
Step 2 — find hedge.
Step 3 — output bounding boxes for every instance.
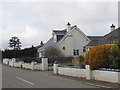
[84,45,111,70]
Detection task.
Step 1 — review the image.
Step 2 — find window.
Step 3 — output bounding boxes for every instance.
[73,50,79,56]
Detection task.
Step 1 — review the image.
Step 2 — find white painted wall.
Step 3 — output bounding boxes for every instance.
[57,66,120,83]
[58,67,86,78]
[92,70,119,83]
[58,28,90,57]
[2,58,47,71]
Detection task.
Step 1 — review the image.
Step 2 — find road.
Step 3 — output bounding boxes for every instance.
[2,64,119,88]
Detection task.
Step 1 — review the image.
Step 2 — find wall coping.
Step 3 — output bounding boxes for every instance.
[58,66,85,69]
[54,61,61,64]
[95,69,120,72]
[41,57,48,58]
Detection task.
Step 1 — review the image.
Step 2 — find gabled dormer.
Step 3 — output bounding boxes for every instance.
[52,30,66,42]
[52,22,77,42]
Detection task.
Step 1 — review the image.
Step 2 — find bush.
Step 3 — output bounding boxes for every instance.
[48,56,73,64]
[106,44,120,69]
[20,57,42,63]
[72,55,85,68]
[84,45,111,70]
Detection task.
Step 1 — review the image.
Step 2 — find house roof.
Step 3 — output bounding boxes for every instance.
[38,25,77,51]
[53,25,76,35]
[97,27,120,45]
[86,27,120,47]
[86,36,103,46]
[38,37,57,52]
[53,30,66,35]
[87,36,103,41]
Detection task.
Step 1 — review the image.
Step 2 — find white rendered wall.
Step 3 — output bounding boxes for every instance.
[92,70,119,83]
[57,66,120,83]
[58,28,90,57]
[58,67,86,78]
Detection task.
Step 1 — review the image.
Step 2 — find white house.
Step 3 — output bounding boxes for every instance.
[38,22,91,57]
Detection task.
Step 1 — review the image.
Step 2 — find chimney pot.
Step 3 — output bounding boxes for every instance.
[110,24,115,32]
[67,22,71,25]
[66,22,71,32]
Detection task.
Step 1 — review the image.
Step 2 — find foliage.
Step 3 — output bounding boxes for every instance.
[20,57,41,63]
[0,50,2,62]
[8,36,22,58]
[48,56,73,63]
[40,41,44,46]
[60,62,73,66]
[9,36,22,50]
[84,45,111,70]
[72,55,85,68]
[105,44,120,69]
[2,46,37,59]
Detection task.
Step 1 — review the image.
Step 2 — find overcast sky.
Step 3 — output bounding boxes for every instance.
[0,0,119,50]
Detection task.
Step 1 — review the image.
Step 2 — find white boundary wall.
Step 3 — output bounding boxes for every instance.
[92,70,119,83]
[2,57,48,71]
[54,64,120,84]
[58,67,86,78]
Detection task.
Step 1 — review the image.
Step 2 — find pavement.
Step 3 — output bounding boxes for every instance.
[2,64,120,89]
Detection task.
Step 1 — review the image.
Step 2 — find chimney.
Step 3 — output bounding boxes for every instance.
[110,24,115,32]
[66,22,71,32]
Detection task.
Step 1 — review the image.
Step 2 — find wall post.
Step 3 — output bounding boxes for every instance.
[85,64,92,80]
[31,61,34,70]
[53,61,60,75]
[42,57,48,71]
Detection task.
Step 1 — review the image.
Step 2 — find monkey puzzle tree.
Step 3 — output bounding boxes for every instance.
[9,36,22,58]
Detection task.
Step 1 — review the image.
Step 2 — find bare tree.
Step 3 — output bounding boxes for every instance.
[44,47,64,58]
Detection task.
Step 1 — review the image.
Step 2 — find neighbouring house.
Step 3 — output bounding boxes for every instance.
[38,22,91,57]
[85,24,120,52]
[97,24,120,45]
[85,36,103,51]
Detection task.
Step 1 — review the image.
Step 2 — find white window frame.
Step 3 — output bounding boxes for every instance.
[73,49,80,56]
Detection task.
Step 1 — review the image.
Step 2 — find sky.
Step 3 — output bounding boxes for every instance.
[0,0,119,50]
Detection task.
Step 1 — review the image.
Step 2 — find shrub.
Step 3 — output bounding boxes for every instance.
[84,45,111,70]
[72,55,85,68]
[20,57,42,63]
[48,56,73,64]
[106,44,120,69]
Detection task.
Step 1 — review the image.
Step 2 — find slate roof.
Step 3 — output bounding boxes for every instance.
[97,27,120,45]
[38,25,76,51]
[86,27,120,46]
[86,36,103,46]
[53,30,66,35]
[53,25,76,35]
[38,37,57,51]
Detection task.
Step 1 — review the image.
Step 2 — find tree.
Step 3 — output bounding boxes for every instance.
[40,41,44,46]
[31,45,34,48]
[0,49,2,62]
[9,36,22,58]
[44,47,64,58]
